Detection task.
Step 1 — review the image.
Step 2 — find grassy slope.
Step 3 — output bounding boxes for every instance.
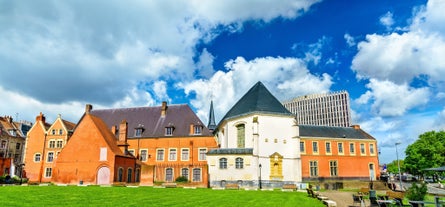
[0,186,325,207]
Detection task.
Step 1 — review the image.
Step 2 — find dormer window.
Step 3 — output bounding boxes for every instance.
[194,125,202,135]
[165,127,174,136]
[9,129,16,136]
[134,125,144,137]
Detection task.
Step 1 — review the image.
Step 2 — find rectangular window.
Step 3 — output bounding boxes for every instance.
[338,143,344,154]
[16,143,21,150]
[140,149,148,161]
[181,148,189,161]
[360,143,366,154]
[349,143,355,154]
[157,149,164,161]
[47,152,54,162]
[51,129,56,135]
[326,142,331,154]
[169,149,177,161]
[198,148,207,161]
[194,126,202,135]
[370,144,375,154]
[181,168,189,179]
[49,140,55,148]
[300,141,305,153]
[165,168,173,182]
[0,140,6,149]
[192,168,201,182]
[56,140,63,148]
[45,168,52,178]
[165,127,173,136]
[236,124,245,148]
[59,129,63,135]
[135,128,142,137]
[310,161,318,177]
[330,160,338,176]
[99,147,107,161]
[34,153,41,162]
[312,142,318,153]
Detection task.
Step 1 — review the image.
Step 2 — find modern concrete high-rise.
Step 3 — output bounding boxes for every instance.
[283,91,351,127]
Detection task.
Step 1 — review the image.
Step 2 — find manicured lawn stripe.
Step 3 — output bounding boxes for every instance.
[0,186,325,207]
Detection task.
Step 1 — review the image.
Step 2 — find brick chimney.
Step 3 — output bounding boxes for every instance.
[117,120,129,153]
[35,112,46,123]
[85,104,93,114]
[352,125,360,129]
[161,101,168,116]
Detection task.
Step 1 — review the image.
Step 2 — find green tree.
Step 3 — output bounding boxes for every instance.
[404,131,445,176]
[386,160,405,174]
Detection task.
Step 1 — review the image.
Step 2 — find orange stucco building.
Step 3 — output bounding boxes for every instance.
[299,125,380,185]
[91,102,218,187]
[24,113,75,183]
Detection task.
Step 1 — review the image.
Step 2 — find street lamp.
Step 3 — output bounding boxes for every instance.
[259,163,262,189]
[395,142,402,191]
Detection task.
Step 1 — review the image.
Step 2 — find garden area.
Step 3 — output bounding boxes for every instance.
[0,185,325,207]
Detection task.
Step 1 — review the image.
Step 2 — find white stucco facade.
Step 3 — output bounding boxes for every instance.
[207,113,302,188]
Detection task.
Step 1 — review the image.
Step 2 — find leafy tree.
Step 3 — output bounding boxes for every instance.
[405,183,428,201]
[385,160,405,174]
[404,131,445,176]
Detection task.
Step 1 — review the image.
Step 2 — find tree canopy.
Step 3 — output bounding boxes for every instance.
[404,131,445,176]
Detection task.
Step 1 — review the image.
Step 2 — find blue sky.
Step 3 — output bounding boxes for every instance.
[1,0,444,164]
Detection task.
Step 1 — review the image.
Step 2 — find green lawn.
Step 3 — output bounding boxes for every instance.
[0,185,325,207]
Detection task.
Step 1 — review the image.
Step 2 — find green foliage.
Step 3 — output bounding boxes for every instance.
[405,183,428,201]
[386,160,405,174]
[404,131,445,175]
[175,176,188,183]
[0,186,325,207]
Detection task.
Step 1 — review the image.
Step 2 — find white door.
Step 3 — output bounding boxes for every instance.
[97,166,111,185]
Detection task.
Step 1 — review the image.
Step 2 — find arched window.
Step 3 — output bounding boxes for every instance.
[235,157,244,169]
[236,124,245,148]
[135,169,140,182]
[219,158,227,169]
[192,168,201,182]
[127,168,133,183]
[181,168,189,179]
[118,168,123,182]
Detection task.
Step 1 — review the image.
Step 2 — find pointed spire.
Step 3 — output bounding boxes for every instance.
[207,100,216,131]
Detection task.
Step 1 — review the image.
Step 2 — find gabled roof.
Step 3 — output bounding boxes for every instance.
[220,81,293,122]
[87,114,127,157]
[62,119,76,131]
[299,125,375,140]
[91,104,212,138]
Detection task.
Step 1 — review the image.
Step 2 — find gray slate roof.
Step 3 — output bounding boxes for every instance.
[207,148,253,155]
[91,104,212,138]
[220,82,293,123]
[299,125,375,140]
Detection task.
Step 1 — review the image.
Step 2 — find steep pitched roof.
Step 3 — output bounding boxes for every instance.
[299,125,375,140]
[91,104,212,138]
[207,100,216,131]
[220,81,293,122]
[87,114,127,157]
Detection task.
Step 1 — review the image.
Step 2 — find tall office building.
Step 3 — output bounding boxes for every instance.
[283,91,351,127]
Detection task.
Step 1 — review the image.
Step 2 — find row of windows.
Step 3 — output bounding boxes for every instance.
[50,129,64,135]
[117,167,140,183]
[309,160,375,177]
[301,141,375,155]
[128,148,207,162]
[48,139,64,149]
[131,125,203,137]
[164,167,202,182]
[219,157,244,169]
[0,140,21,150]
[34,151,60,163]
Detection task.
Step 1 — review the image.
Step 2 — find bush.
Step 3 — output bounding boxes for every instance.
[175,176,188,183]
[406,183,428,201]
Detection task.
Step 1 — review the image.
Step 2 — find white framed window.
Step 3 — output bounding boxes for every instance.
[47,152,54,162]
[338,142,344,154]
[169,148,177,161]
[349,143,355,154]
[300,141,305,153]
[325,142,331,154]
[49,140,55,148]
[165,127,173,136]
[100,147,107,161]
[310,161,318,177]
[181,168,189,180]
[140,149,148,161]
[312,141,319,154]
[192,168,201,182]
[134,128,143,137]
[194,125,202,135]
[156,149,164,161]
[59,129,63,135]
[45,168,52,178]
[51,129,56,135]
[198,148,207,161]
[235,157,244,169]
[360,143,366,155]
[330,160,338,176]
[370,143,375,155]
[34,153,41,162]
[56,140,63,148]
[181,148,189,161]
[219,158,227,169]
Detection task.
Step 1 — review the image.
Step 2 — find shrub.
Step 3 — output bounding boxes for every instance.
[175,176,188,183]
[406,183,428,201]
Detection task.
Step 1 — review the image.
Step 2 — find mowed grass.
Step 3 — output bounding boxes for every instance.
[0,185,325,207]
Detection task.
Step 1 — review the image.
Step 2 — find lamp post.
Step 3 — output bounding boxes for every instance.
[259,163,262,189]
[395,142,402,191]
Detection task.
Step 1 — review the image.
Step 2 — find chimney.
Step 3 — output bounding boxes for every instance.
[189,124,194,135]
[352,125,360,129]
[85,104,93,114]
[111,125,118,136]
[119,120,128,143]
[161,101,168,116]
[35,112,46,123]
